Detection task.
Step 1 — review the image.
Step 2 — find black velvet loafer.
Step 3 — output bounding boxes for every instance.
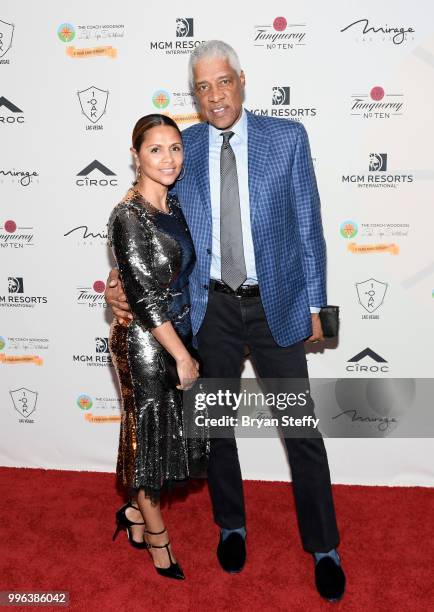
[217,532,246,573]
[315,556,346,601]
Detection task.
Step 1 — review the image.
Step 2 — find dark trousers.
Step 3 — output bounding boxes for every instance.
[196,289,340,553]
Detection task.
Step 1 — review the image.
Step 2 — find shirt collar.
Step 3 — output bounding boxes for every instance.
[209,107,247,144]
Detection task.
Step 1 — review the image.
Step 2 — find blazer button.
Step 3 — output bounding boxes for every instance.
[203,284,209,290]
[206,248,211,255]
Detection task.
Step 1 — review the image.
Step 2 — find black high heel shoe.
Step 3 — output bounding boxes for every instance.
[144,527,185,580]
[112,501,147,549]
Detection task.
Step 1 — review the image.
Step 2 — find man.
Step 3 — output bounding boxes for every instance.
[106,40,346,601]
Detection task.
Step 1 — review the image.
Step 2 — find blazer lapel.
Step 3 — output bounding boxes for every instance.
[190,122,212,225]
[247,111,270,225]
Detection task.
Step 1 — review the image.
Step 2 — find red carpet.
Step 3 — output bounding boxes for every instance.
[0,467,433,611]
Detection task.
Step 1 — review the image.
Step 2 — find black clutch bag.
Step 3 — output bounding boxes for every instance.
[158,345,202,389]
[319,305,340,338]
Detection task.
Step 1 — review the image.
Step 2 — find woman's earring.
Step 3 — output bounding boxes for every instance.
[135,165,141,184]
[177,166,186,181]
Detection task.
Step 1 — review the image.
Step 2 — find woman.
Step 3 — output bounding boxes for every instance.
[108,114,208,580]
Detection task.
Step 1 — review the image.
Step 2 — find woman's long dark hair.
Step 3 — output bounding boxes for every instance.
[132,114,182,151]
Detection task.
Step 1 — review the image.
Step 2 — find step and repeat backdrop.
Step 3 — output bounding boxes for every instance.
[1,1,433,485]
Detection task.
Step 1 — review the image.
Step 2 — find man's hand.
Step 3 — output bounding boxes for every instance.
[105,268,132,325]
[306,313,324,343]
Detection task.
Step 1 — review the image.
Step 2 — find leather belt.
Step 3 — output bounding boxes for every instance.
[210,279,260,298]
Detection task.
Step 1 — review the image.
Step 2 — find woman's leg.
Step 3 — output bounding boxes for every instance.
[136,490,177,568]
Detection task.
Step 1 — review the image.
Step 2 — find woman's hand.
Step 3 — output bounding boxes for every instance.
[176,355,200,390]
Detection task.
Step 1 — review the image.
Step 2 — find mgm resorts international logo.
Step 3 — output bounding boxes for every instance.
[346,348,389,374]
[72,336,112,367]
[76,160,117,187]
[10,387,38,422]
[340,18,415,46]
[150,18,205,55]
[0,96,24,123]
[356,278,388,319]
[342,153,414,188]
[0,277,47,309]
[0,18,14,63]
[249,86,317,121]
[76,393,121,423]
[0,220,34,249]
[350,86,404,120]
[77,86,108,130]
[76,280,107,308]
[253,16,307,51]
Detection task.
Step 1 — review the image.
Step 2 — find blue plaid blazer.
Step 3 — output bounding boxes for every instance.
[174,110,326,347]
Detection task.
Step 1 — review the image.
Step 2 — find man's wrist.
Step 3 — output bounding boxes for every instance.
[310,306,321,314]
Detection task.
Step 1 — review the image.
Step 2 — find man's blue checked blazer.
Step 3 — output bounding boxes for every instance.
[174,110,326,347]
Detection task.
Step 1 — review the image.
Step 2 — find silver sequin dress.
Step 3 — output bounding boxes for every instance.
[108,188,208,501]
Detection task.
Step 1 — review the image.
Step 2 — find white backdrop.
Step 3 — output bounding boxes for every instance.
[1,0,433,485]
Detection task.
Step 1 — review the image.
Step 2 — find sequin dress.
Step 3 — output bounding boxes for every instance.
[108,188,208,501]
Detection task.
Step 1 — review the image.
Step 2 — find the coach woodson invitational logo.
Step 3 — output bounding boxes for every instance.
[340,219,409,255]
[356,278,388,320]
[340,220,410,241]
[350,86,404,120]
[346,348,389,374]
[0,334,48,366]
[64,222,108,246]
[0,277,48,309]
[151,90,200,126]
[249,86,317,121]
[149,18,205,55]
[0,96,24,124]
[10,387,38,423]
[342,153,414,189]
[253,16,307,51]
[76,160,117,187]
[0,19,14,63]
[57,21,124,58]
[77,86,109,130]
[76,280,107,308]
[340,18,415,45]
[72,337,112,367]
[0,220,34,249]
[76,392,121,423]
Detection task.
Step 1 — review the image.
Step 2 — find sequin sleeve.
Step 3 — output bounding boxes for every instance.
[110,205,170,330]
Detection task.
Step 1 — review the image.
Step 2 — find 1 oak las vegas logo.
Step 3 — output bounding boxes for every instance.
[0,19,14,63]
[77,86,109,130]
[10,387,38,423]
[356,278,388,319]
